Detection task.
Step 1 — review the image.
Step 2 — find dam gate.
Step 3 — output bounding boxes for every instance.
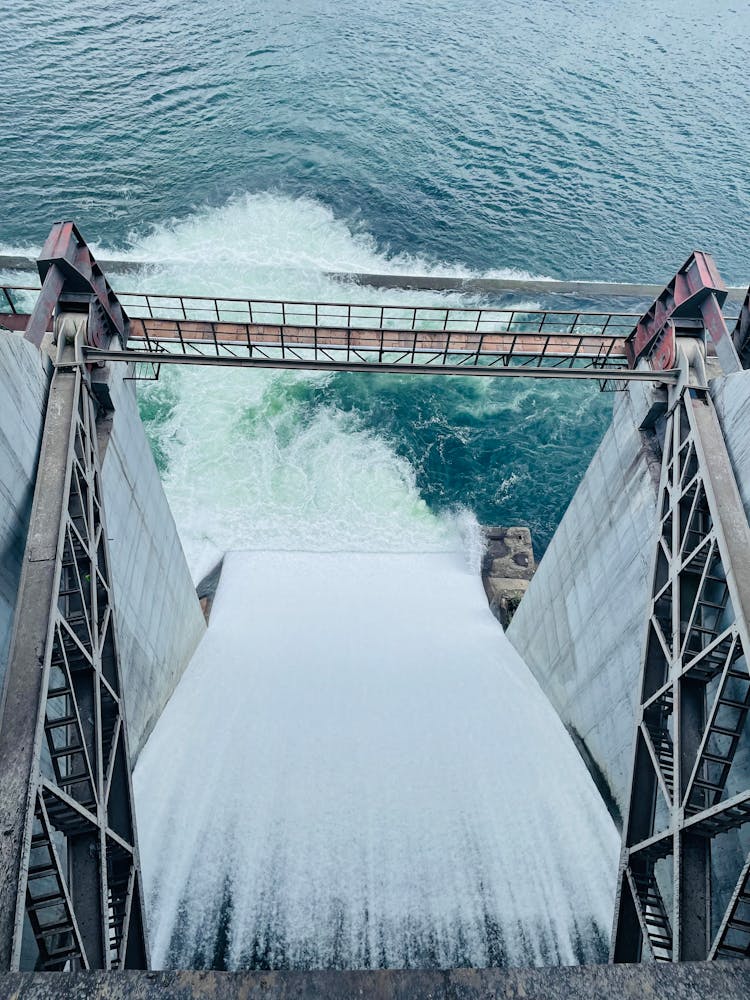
[1,223,750,974]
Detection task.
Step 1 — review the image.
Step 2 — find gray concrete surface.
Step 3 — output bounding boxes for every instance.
[507,383,663,819]
[0,331,49,697]
[0,962,748,999]
[0,328,204,760]
[98,361,205,756]
[508,369,750,820]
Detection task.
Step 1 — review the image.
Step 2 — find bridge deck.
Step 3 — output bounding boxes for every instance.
[1,285,682,381]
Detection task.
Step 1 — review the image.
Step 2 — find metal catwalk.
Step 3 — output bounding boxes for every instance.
[1,222,750,970]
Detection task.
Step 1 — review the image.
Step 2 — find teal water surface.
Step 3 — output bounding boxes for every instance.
[4,0,749,549]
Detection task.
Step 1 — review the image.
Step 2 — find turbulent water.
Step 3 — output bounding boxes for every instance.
[120,216,620,970]
[134,550,617,969]
[5,1,750,282]
[4,0,745,973]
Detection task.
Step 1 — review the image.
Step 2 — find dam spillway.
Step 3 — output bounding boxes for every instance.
[133,548,618,969]
[0,223,749,995]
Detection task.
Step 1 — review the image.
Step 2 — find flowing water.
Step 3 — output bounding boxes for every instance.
[121,209,624,971]
[4,0,748,972]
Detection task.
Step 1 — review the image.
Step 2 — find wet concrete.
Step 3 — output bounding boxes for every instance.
[1,963,748,999]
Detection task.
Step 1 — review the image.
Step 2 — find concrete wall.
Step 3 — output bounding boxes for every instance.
[0,331,49,691]
[507,383,662,819]
[98,362,205,757]
[0,327,204,760]
[1,962,749,999]
[508,369,750,819]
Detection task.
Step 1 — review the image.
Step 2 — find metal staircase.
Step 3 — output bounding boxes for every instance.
[0,225,148,971]
[611,262,750,963]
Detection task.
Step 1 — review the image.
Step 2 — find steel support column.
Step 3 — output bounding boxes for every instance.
[0,357,149,970]
[611,376,750,962]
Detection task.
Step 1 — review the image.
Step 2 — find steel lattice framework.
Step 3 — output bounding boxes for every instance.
[1,223,750,973]
[0,358,149,969]
[611,382,750,962]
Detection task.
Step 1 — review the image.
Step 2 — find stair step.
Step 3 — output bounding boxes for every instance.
[718,697,749,710]
[27,891,66,909]
[45,715,78,729]
[28,863,57,879]
[36,919,74,936]
[47,686,72,699]
[717,943,750,955]
[50,745,84,759]
[693,778,724,792]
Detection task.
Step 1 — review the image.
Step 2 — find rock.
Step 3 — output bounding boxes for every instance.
[481,527,535,628]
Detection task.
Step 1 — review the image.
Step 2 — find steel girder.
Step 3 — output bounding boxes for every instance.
[732,284,750,370]
[611,382,750,962]
[0,360,148,971]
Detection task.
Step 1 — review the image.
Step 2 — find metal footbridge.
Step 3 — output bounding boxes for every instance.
[1,222,750,975]
[1,225,745,384]
[3,280,649,381]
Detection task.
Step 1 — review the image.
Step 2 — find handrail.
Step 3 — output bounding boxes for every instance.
[1,283,640,333]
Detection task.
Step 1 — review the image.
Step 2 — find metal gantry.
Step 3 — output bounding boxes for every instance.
[2,224,750,973]
[0,225,148,971]
[1,284,677,383]
[611,259,750,963]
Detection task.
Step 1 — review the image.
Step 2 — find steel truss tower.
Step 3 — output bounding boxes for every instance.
[612,262,750,962]
[2,225,750,973]
[0,225,148,970]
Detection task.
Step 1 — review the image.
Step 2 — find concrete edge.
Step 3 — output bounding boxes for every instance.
[1,963,749,999]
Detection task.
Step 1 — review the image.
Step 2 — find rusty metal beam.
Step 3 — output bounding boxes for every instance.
[21,223,131,350]
[625,252,742,374]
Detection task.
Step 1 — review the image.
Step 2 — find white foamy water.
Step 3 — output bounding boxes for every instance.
[134,550,618,969]
[118,194,618,969]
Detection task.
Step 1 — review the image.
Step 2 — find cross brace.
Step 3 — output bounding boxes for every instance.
[611,382,750,962]
[0,362,149,970]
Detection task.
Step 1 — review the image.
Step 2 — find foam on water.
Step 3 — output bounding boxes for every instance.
[134,550,619,970]
[113,196,618,968]
[126,193,534,579]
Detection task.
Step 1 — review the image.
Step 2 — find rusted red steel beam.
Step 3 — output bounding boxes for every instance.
[0,314,31,333]
[625,251,741,373]
[23,265,65,348]
[23,222,131,349]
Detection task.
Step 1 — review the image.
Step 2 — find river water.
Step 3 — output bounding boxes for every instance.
[3,0,747,971]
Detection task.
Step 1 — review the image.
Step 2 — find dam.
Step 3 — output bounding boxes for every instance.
[0,222,749,996]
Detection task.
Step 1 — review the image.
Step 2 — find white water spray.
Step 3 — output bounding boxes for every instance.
[117,194,618,968]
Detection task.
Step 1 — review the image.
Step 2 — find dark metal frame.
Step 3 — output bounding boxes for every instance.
[612,298,750,961]
[2,285,677,382]
[0,364,149,970]
[0,225,148,972]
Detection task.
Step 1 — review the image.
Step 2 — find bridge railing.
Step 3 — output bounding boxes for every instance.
[125,316,631,372]
[1,283,639,334]
[0,284,687,379]
[113,290,639,336]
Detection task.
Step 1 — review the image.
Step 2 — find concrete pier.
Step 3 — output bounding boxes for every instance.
[481,527,535,628]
